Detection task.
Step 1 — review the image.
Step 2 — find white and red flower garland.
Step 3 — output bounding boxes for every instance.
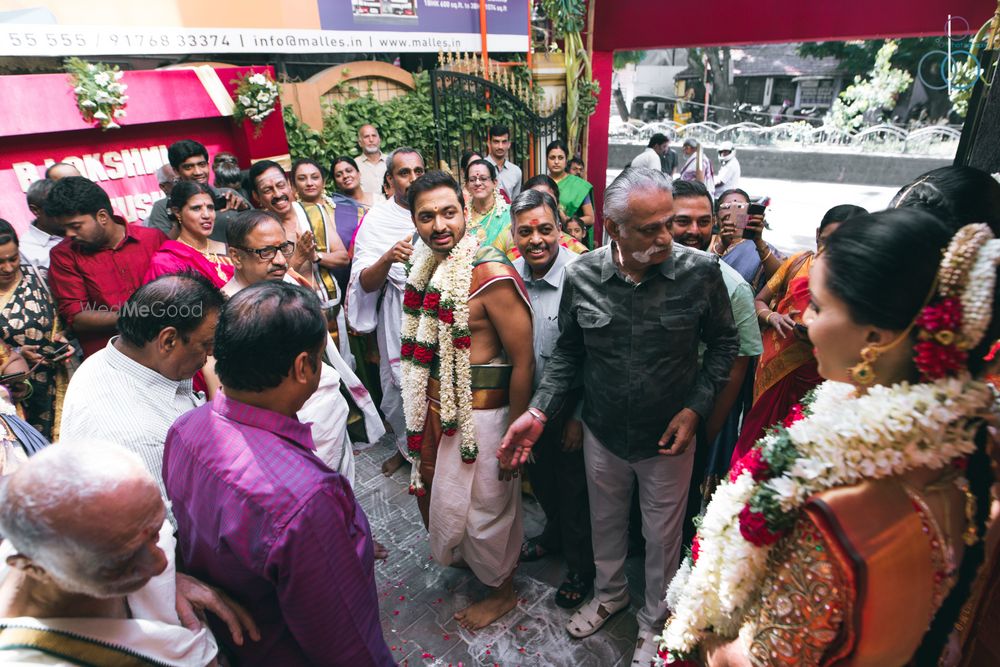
[912,224,1000,380]
[657,375,996,665]
[401,234,480,495]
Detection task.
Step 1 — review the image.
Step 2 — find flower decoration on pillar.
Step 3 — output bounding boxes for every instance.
[64,58,128,130]
[231,71,280,137]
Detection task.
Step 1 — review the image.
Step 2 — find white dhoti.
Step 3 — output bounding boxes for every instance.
[428,406,523,587]
[298,362,356,487]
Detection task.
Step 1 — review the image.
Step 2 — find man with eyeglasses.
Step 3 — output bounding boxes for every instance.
[143,140,249,241]
[222,210,385,485]
[347,147,426,476]
[222,210,295,295]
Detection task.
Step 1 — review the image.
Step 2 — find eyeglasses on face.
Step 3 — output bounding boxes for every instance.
[467,176,493,183]
[236,240,295,261]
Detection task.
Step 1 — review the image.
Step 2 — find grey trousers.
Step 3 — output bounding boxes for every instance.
[583,423,694,632]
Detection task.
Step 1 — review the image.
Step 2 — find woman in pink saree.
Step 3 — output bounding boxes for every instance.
[144,181,234,287]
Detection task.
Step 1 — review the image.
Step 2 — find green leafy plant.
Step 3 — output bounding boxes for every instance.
[830,41,914,132]
[283,72,542,177]
[613,51,646,70]
[64,57,128,130]
[539,0,599,154]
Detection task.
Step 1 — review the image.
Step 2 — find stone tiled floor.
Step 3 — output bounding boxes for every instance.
[353,437,644,667]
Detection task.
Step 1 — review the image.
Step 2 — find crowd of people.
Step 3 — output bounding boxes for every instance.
[0,117,997,667]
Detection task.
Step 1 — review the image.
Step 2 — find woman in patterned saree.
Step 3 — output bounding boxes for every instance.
[729,205,866,465]
[659,209,998,667]
[464,159,516,256]
[143,181,234,287]
[0,219,73,441]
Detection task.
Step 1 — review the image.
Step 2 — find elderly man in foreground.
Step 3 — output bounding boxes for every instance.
[500,168,739,666]
[0,442,258,666]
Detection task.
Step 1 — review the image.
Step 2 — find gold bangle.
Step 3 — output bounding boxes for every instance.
[756,308,770,319]
[759,248,773,263]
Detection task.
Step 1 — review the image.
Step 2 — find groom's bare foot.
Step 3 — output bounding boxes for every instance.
[381,451,407,476]
[453,575,516,631]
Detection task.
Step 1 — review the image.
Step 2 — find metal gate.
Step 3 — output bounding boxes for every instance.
[429,69,566,180]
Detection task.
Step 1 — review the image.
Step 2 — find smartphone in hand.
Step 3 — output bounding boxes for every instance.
[0,371,28,385]
[744,203,766,240]
[40,342,72,361]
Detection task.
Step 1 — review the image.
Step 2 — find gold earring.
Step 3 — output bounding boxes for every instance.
[848,345,880,386]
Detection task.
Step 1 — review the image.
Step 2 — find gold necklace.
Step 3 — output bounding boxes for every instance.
[471,200,494,217]
[179,238,228,282]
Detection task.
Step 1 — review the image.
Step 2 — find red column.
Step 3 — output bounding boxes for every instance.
[586,49,613,244]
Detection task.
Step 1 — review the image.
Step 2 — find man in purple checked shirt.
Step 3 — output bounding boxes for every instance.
[163,281,394,666]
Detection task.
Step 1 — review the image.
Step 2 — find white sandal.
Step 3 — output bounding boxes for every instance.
[631,628,659,667]
[565,593,630,639]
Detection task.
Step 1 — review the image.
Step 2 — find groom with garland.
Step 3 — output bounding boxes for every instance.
[400,171,535,630]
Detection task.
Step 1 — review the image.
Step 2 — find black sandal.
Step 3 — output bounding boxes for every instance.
[519,536,553,562]
[555,571,592,609]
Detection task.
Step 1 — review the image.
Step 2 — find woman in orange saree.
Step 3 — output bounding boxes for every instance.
[730,205,867,466]
[661,208,998,667]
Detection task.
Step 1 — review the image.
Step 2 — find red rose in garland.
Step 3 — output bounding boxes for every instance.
[738,505,784,546]
[413,345,435,365]
[782,403,806,428]
[404,288,423,311]
[914,340,967,380]
[439,307,455,324]
[423,291,441,313]
[915,296,962,332]
[729,447,770,483]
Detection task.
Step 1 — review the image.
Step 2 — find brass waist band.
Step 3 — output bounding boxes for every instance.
[429,363,513,389]
[427,364,511,410]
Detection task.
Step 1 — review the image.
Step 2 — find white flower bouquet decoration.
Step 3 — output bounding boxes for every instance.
[231,71,280,137]
[65,57,128,130]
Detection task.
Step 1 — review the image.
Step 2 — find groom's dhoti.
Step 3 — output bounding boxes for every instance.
[419,365,522,587]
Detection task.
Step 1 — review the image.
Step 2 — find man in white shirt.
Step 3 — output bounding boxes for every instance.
[19,179,63,271]
[59,274,224,513]
[347,148,425,475]
[0,442,257,667]
[355,124,388,201]
[484,124,522,199]
[629,133,670,172]
[714,141,741,197]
